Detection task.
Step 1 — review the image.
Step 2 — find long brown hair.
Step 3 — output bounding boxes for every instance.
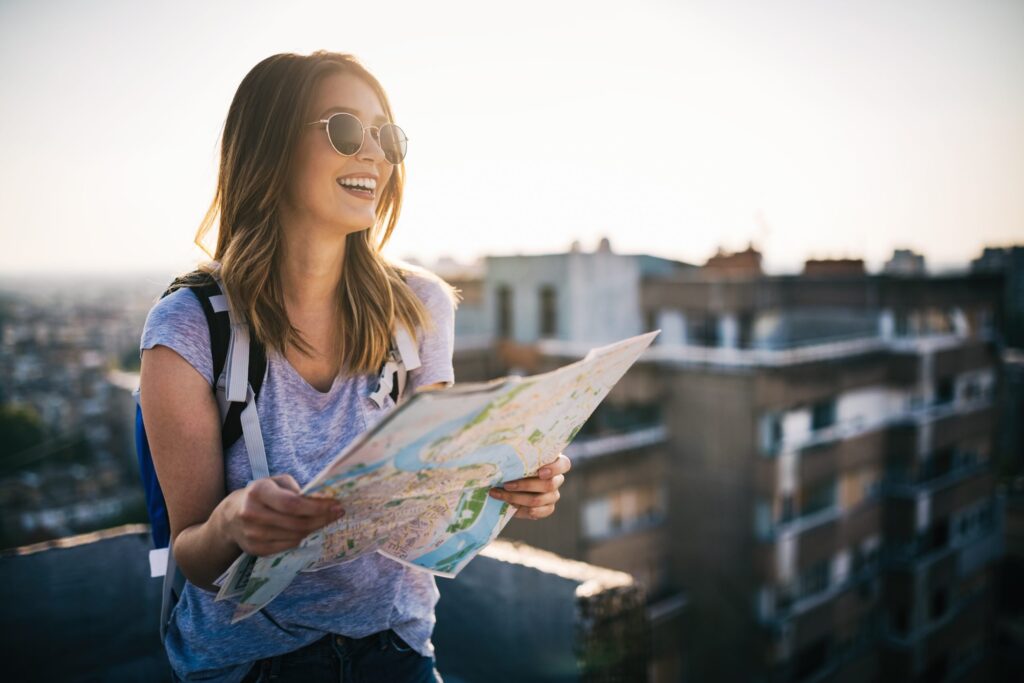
[194,51,450,374]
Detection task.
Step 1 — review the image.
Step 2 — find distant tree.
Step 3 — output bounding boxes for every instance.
[119,347,141,372]
[0,403,46,461]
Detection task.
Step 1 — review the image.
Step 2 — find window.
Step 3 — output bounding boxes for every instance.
[800,560,830,598]
[891,607,909,636]
[794,636,830,680]
[780,494,795,523]
[759,413,783,456]
[929,587,948,621]
[538,286,557,338]
[688,314,719,347]
[811,398,836,431]
[935,377,955,406]
[581,484,668,540]
[801,479,837,517]
[496,285,513,338]
[925,519,950,554]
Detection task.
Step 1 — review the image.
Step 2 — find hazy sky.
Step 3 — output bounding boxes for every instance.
[1,0,1022,275]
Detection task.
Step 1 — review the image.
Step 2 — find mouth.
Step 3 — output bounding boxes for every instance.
[336,176,377,201]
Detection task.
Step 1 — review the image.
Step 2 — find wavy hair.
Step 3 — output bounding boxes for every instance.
[194,51,445,375]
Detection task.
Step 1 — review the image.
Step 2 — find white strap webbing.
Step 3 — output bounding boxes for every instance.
[213,276,250,404]
[208,294,228,313]
[225,321,250,404]
[240,385,270,480]
[159,543,184,641]
[394,326,422,371]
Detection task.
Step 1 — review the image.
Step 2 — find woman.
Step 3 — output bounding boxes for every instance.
[139,51,571,683]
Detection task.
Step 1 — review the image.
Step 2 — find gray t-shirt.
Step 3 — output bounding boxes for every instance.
[139,269,456,682]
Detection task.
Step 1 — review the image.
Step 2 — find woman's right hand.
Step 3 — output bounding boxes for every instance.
[218,474,345,557]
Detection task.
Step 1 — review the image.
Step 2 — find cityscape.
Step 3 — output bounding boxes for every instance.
[1,240,1022,681]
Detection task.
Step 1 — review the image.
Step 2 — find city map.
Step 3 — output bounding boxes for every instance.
[215,330,659,622]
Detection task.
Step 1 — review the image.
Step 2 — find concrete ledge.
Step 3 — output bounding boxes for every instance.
[0,526,650,682]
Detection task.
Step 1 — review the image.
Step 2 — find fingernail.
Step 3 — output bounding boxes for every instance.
[488,489,502,499]
[504,482,518,490]
[539,468,551,478]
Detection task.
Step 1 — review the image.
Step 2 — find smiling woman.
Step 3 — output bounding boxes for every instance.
[135,51,572,683]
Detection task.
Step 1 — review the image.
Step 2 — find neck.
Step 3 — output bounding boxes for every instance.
[277,225,349,316]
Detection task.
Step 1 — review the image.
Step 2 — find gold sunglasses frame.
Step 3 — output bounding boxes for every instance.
[304,111,408,165]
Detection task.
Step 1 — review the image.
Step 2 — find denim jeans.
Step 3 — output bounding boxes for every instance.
[238,630,442,683]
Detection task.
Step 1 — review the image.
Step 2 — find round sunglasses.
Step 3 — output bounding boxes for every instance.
[305,112,408,165]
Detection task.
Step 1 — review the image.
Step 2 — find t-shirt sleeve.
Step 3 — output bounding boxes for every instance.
[405,271,457,393]
[139,287,215,388]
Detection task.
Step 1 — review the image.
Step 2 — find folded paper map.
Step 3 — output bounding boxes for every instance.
[215,330,660,622]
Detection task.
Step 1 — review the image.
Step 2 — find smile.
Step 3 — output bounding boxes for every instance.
[337,176,376,200]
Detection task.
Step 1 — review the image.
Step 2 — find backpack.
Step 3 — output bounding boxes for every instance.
[133,268,421,639]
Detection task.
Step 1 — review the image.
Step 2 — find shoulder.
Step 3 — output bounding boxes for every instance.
[140,285,215,387]
[392,261,461,317]
[143,286,207,335]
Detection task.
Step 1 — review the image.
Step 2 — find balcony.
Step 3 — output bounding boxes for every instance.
[883,459,990,498]
[0,525,652,682]
[760,563,881,629]
[564,424,667,464]
[884,497,1004,575]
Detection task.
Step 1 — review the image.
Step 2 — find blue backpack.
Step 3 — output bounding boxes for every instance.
[133,268,421,637]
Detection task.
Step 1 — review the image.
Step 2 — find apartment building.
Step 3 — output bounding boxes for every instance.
[450,241,1006,682]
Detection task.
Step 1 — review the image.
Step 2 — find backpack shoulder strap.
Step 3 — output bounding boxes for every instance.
[161,270,267,451]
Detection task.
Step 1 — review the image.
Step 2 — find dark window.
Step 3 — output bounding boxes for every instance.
[738,312,754,349]
[926,519,950,554]
[780,495,795,523]
[921,653,949,683]
[811,398,836,431]
[925,448,955,480]
[644,309,657,333]
[539,286,557,338]
[935,377,955,405]
[497,285,513,338]
[801,560,830,598]
[688,314,719,347]
[891,608,909,635]
[794,637,830,680]
[801,479,836,517]
[929,587,948,621]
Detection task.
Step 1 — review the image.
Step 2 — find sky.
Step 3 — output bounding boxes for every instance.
[1,0,1022,276]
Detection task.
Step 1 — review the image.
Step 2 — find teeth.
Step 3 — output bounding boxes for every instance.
[337,177,376,191]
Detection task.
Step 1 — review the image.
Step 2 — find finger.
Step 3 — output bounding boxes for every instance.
[269,474,302,494]
[238,526,308,554]
[241,499,342,534]
[488,488,560,508]
[538,453,571,479]
[513,504,556,520]
[498,473,564,494]
[249,538,308,557]
[253,479,341,518]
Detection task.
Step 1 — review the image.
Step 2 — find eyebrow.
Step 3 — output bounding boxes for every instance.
[317,106,390,125]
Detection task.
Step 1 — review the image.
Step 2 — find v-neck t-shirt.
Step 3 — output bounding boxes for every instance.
[139,268,456,682]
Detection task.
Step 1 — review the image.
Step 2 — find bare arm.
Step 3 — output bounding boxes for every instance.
[139,345,342,592]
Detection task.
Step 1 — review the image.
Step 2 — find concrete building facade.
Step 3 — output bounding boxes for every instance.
[452,244,1007,682]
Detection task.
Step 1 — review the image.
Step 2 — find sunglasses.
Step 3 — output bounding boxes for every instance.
[305,112,408,165]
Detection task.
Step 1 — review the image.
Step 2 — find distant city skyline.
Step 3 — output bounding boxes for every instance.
[1,0,1022,276]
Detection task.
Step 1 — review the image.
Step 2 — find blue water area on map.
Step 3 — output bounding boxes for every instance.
[408,494,506,574]
[390,407,530,574]
[392,412,527,483]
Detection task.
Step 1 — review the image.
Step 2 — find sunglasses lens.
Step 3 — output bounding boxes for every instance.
[379,124,408,164]
[327,113,364,155]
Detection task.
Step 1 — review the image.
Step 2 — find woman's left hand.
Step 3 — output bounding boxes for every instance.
[488,453,572,520]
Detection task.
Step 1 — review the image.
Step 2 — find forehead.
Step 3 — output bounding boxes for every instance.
[309,72,389,125]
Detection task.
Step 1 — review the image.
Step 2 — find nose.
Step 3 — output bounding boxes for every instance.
[356,127,387,163]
